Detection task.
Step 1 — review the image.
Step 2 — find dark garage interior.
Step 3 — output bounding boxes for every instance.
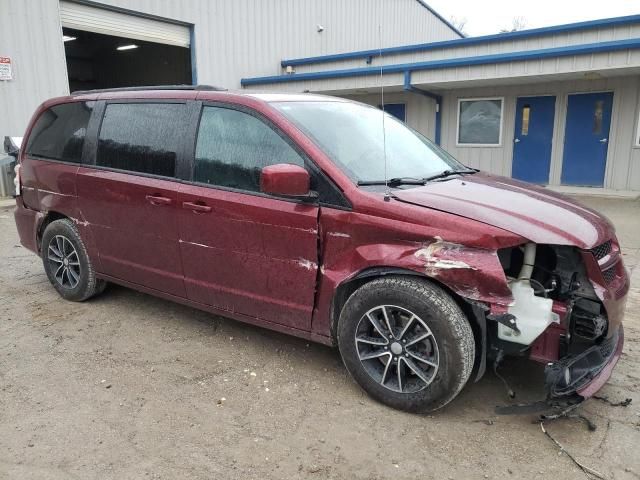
[63,27,192,92]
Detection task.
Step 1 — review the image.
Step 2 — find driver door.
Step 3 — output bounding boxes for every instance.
[177,105,319,330]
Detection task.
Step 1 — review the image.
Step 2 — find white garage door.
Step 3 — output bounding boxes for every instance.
[59,1,190,48]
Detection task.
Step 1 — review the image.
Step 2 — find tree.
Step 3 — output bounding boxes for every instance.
[500,16,527,33]
[448,16,468,36]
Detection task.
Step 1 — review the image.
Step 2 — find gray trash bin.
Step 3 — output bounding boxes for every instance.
[0,155,16,198]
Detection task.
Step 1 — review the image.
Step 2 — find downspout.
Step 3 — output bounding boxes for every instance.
[403,71,442,145]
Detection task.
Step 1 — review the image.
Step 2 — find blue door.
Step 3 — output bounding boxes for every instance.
[561,92,613,186]
[380,103,406,122]
[512,96,556,184]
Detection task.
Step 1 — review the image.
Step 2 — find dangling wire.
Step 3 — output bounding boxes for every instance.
[378,24,390,201]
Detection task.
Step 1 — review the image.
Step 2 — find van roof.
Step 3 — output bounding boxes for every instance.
[67,85,348,104]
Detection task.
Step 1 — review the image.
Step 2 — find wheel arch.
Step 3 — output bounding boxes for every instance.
[330,266,488,381]
[36,211,70,252]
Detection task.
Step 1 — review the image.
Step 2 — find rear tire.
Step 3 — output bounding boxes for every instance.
[337,276,475,412]
[41,218,105,302]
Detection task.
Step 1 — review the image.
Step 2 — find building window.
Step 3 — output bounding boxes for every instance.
[593,100,604,135]
[457,97,503,146]
[521,105,531,136]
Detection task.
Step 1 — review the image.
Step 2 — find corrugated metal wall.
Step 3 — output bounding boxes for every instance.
[0,0,459,136]
[98,0,460,87]
[290,23,640,74]
[337,75,640,192]
[0,0,69,137]
[438,76,640,191]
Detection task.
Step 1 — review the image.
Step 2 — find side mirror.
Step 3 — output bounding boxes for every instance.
[260,163,317,200]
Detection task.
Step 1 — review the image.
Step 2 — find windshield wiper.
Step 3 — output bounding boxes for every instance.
[423,168,478,181]
[358,169,477,187]
[357,177,427,187]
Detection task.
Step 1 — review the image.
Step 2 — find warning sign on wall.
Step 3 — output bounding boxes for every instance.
[0,57,13,81]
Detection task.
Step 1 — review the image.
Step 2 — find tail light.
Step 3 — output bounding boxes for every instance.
[13,163,21,196]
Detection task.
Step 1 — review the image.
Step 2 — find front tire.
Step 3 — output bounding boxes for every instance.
[337,276,475,412]
[41,218,105,302]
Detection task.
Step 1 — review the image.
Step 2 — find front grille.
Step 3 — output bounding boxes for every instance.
[590,240,612,260]
[572,298,607,340]
[602,265,617,284]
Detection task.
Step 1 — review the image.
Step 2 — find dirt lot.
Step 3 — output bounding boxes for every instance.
[1,196,639,480]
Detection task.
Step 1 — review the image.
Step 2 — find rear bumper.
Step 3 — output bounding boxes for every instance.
[545,325,624,400]
[13,196,41,253]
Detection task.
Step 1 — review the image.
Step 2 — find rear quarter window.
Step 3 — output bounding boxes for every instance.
[97,103,187,178]
[26,101,94,163]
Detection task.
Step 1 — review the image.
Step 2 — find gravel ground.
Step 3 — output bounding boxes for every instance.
[0,196,639,480]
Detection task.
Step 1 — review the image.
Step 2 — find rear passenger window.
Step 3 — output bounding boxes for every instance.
[26,102,94,163]
[97,103,187,177]
[194,106,305,191]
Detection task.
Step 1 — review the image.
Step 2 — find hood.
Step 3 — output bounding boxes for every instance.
[392,173,614,249]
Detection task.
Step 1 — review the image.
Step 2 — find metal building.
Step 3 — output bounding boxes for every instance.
[2,0,640,194]
[0,0,459,136]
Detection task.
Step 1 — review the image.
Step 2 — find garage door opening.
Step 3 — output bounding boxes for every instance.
[63,27,192,92]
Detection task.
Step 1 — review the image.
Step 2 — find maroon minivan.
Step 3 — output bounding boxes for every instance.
[12,86,629,412]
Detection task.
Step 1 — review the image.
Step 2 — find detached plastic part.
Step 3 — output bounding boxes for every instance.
[499,280,559,345]
[545,327,623,398]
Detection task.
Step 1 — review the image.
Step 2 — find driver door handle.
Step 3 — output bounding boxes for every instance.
[182,201,212,213]
[145,194,173,206]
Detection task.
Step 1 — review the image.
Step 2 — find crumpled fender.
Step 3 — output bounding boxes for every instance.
[411,237,513,305]
[312,207,524,338]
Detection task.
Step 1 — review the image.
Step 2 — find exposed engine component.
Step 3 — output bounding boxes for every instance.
[497,243,609,350]
[498,243,559,345]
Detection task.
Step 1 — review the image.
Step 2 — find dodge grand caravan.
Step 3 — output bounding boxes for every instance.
[13,85,629,412]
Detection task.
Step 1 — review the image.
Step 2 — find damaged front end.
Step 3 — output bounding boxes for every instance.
[489,239,628,406]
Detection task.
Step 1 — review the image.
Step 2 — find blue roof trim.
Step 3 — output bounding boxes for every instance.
[243,37,640,86]
[414,0,465,38]
[280,14,640,67]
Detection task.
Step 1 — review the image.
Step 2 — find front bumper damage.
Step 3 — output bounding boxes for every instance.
[489,239,629,414]
[545,326,624,400]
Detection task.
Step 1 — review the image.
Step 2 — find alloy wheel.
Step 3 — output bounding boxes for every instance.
[354,305,439,393]
[47,235,81,289]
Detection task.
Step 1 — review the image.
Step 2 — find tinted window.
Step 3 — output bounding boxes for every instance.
[194,106,304,191]
[97,103,187,177]
[26,102,93,163]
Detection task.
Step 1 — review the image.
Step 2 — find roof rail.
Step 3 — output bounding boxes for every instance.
[71,84,227,95]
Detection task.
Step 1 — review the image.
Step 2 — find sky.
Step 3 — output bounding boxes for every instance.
[425,0,640,36]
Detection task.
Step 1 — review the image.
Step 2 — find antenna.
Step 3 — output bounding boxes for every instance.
[378,25,390,202]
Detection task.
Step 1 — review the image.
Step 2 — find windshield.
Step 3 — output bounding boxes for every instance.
[273,101,465,183]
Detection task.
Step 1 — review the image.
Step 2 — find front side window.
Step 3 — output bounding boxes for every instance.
[26,101,94,163]
[194,106,304,192]
[273,101,463,183]
[97,103,187,177]
[457,98,503,146]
